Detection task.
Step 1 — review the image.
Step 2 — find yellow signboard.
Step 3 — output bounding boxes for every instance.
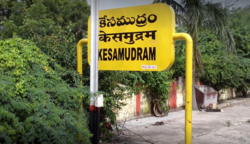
[88,3,175,71]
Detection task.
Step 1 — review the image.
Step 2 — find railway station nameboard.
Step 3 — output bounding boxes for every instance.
[88,3,175,71]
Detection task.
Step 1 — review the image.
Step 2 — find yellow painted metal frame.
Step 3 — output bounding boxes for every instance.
[77,39,88,75]
[76,39,88,141]
[173,33,193,144]
[76,33,192,143]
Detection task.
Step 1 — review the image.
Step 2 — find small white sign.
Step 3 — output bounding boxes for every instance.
[95,94,103,107]
[142,65,157,69]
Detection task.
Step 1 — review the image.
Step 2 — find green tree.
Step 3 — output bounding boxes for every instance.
[0,0,90,40]
[228,5,250,96]
[173,28,250,99]
[0,0,90,85]
[153,0,235,108]
[198,31,250,92]
[230,5,250,56]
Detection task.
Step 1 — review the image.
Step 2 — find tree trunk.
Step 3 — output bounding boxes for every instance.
[192,34,199,110]
[242,89,247,98]
[192,57,198,110]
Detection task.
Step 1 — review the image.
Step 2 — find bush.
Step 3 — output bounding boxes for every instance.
[0,38,91,143]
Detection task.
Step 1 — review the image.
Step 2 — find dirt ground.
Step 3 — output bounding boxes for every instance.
[110,97,250,144]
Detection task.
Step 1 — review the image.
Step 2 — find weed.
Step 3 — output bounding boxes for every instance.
[225,120,231,127]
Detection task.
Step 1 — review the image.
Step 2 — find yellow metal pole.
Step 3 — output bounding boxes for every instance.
[77,39,88,75]
[173,33,193,144]
[76,38,88,141]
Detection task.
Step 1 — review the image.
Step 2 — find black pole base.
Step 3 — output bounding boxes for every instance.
[89,105,100,144]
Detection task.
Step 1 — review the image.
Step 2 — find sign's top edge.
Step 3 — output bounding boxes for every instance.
[98,3,171,12]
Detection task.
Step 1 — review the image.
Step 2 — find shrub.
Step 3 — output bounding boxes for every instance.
[0,38,91,143]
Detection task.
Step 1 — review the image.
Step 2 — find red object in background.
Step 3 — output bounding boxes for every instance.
[197,80,201,85]
[136,84,140,116]
[136,93,140,116]
[170,81,177,109]
[106,122,112,130]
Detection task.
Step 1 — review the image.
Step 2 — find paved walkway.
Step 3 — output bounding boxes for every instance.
[111,97,250,144]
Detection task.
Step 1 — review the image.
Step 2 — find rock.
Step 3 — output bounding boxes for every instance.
[151,121,164,126]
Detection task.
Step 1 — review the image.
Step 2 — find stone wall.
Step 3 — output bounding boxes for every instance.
[116,90,151,121]
[139,90,151,115]
[176,77,185,108]
[115,92,136,121]
[219,88,236,100]
[115,79,238,121]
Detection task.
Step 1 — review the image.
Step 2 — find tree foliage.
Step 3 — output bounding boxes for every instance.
[0,0,91,85]
[198,31,250,91]
[173,29,250,93]
[0,38,91,144]
[153,0,234,72]
[0,0,90,40]
[141,71,174,112]
[227,5,250,95]
[230,5,250,56]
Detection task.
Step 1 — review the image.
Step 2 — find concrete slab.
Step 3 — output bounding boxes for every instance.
[111,98,250,144]
[216,103,230,109]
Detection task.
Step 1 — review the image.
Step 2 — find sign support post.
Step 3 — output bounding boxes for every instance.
[173,33,193,144]
[90,0,100,144]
